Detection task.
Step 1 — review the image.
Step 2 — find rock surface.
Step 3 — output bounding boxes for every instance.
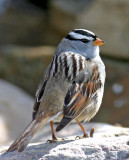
[0,127,129,160]
[0,79,33,145]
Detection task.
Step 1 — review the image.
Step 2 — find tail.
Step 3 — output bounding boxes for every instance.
[56,116,72,132]
[7,116,49,152]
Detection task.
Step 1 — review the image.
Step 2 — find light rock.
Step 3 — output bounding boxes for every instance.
[50,0,129,59]
[0,79,33,145]
[0,129,129,160]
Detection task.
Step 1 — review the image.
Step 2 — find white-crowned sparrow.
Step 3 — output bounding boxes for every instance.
[7,29,105,152]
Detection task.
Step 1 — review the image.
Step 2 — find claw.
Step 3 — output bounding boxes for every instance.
[47,134,58,143]
[75,133,89,140]
[75,128,95,140]
[47,139,58,143]
[46,137,65,143]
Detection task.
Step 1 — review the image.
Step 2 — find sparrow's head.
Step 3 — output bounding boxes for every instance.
[63,29,104,59]
[66,29,104,46]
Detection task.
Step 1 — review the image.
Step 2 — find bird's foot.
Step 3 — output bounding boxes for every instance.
[75,128,95,140]
[47,139,58,143]
[47,135,58,143]
[47,135,65,143]
[75,134,89,139]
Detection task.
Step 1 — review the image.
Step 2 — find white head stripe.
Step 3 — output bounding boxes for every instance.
[69,32,87,39]
[69,31,93,41]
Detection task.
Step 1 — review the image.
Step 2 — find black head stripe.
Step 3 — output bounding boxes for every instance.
[65,34,77,41]
[73,30,96,39]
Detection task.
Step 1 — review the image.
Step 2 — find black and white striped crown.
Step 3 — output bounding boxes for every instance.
[65,29,97,43]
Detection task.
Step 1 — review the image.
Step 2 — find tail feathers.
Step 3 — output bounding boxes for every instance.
[7,117,49,152]
[56,116,72,132]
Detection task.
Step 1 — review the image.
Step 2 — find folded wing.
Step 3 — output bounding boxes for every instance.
[56,64,102,131]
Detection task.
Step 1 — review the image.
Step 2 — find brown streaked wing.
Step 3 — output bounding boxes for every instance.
[56,64,102,131]
[33,80,47,120]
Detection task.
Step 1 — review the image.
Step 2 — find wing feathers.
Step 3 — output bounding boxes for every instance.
[56,64,102,131]
[33,52,86,120]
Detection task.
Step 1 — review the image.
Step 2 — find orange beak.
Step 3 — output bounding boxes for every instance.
[94,38,104,46]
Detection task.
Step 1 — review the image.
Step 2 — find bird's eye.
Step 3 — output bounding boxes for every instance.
[81,39,89,43]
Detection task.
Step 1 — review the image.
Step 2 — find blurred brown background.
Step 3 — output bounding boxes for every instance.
[0,0,129,145]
